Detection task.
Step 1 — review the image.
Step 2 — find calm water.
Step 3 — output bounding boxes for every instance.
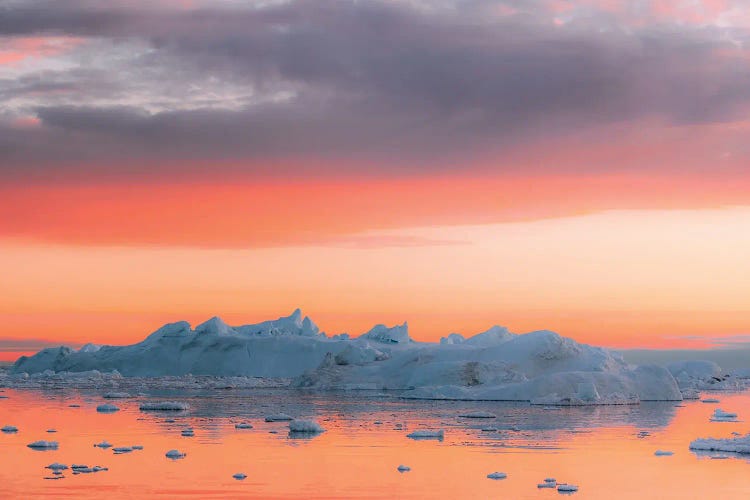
[1,386,749,499]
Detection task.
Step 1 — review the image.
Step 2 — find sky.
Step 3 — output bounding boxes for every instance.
[1,0,750,360]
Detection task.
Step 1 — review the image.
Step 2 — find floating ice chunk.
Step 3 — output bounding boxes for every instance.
[235,423,253,429]
[92,466,108,472]
[265,413,294,422]
[140,401,188,411]
[1,425,18,433]
[44,476,64,480]
[113,446,133,454]
[711,409,738,422]
[233,473,247,480]
[68,404,80,408]
[132,445,143,450]
[557,484,579,492]
[654,450,674,456]
[702,398,720,404]
[165,449,186,459]
[103,392,130,399]
[486,472,507,479]
[690,434,750,454]
[288,420,325,433]
[94,441,112,448]
[71,464,88,469]
[181,428,195,437]
[46,429,57,433]
[545,478,556,483]
[458,411,496,419]
[27,440,58,449]
[96,404,119,413]
[406,429,444,440]
[46,463,68,471]
[538,480,556,488]
[397,465,411,472]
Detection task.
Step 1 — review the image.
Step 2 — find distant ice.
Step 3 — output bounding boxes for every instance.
[397,465,411,472]
[181,428,195,437]
[486,472,507,479]
[27,440,58,449]
[288,420,325,433]
[407,429,444,440]
[165,449,186,459]
[46,429,57,433]
[538,478,556,488]
[265,413,294,422]
[557,484,579,493]
[233,473,247,480]
[96,404,119,413]
[46,463,68,471]
[458,411,496,419]
[140,401,189,411]
[94,441,112,448]
[654,450,674,456]
[113,446,134,454]
[235,423,253,429]
[702,398,720,404]
[103,392,131,399]
[1,425,18,433]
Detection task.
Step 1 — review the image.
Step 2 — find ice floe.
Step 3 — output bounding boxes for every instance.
[557,484,579,493]
[265,413,294,422]
[235,422,253,429]
[538,478,556,488]
[46,463,68,471]
[458,411,496,419]
[397,465,411,472]
[233,473,247,480]
[710,409,738,422]
[94,441,112,448]
[690,434,750,454]
[103,392,131,399]
[486,472,507,479]
[27,440,58,449]
[181,428,195,437]
[1,425,18,433]
[654,450,674,456]
[96,404,119,413]
[139,401,189,411]
[406,429,444,440]
[288,420,325,433]
[165,449,186,459]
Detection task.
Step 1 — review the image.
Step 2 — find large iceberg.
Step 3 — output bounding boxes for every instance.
[11,309,683,403]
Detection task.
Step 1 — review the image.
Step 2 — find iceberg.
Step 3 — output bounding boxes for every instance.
[27,440,58,449]
[165,449,186,459]
[690,434,750,454]
[397,465,411,472]
[486,472,507,479]
[9,309,685,404]
[1,425,18,433]
[711,409,738,422]
[233,473,247,480]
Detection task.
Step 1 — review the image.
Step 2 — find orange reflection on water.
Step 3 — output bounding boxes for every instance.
[1,389,750,498]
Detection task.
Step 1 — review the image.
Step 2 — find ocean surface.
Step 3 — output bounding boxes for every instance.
[1,386,749,499]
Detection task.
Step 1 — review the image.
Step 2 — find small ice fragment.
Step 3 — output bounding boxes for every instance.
[165,449,186,459]
[92,466,108,472]
[27,440,58,449]
[538,481,556,488]
[181,428,195,437]
[397,465,411,472]
[132,445,143,450]
[702,398,720,404]
[94,441,112,448]
[486,472,507,480]
[46,429,57,433]
[96,404,119,413]
[459,411,496,419]
[140,401,189,411]
[1,425,18,433]
[288,420,325,433]
[233,473,247,480]
[265,413,294,422]
[46,463,68,471]
[406,429,444,440]
[103,392,130,399]
[113,446,133,454]
[654,450,673,456]
[558,484,579,492]
[711,409,738,421]
[52,470,63,475]
[545,478,556,483]
[235,423,253,429]
[44,476,64,480]
[68,404,80,408]
[71,464,88,469]
[374,421,383,425]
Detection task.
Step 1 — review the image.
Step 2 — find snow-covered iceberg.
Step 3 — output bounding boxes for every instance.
[11,309,684,403]
[690,434,750,454]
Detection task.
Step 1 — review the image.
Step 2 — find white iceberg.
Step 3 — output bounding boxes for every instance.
[406,429,444,440]
[96,404,119,413]
[288,420,325,433]
[486,472,507,479]
[27,440,58,449]
[140,401,189,411]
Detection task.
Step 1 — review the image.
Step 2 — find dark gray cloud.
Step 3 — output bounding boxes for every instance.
[2,0,750,180]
